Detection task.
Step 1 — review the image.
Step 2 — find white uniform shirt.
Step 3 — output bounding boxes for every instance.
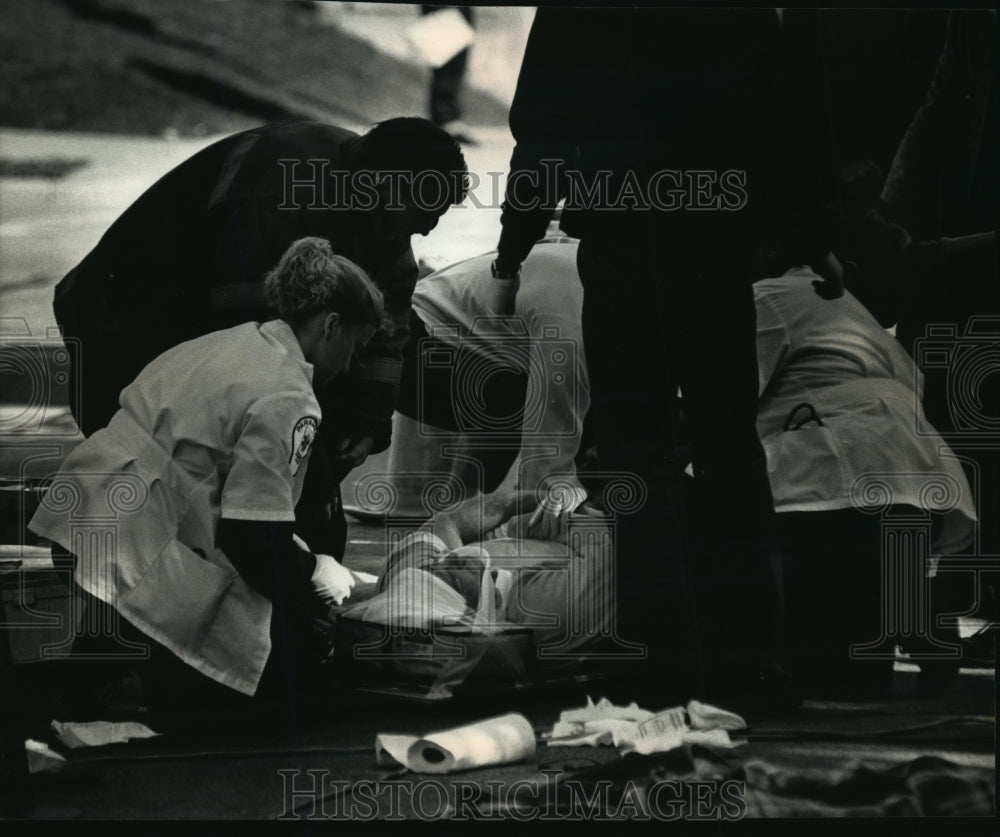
[30,320,322,695]
[409,240,590,493]
[755,268,977,555]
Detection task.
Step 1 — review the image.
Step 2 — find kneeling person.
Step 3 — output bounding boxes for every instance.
[30,237,385,722]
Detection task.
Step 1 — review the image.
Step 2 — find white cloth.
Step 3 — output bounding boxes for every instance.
[408,241,590,496]
[30,320,322,695]
[755,268,977,555]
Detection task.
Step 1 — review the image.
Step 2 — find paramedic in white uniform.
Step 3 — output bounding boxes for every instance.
[754,265,977,695]
[30,237,385,724]
[388,237,590,517]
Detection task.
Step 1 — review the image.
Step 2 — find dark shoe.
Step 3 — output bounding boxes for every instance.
[959,626,997,669]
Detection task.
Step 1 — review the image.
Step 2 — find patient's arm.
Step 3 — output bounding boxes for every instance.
[420,489,541,551]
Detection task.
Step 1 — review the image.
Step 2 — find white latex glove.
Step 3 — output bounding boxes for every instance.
[310,553,356,605]
[484,276,519,317]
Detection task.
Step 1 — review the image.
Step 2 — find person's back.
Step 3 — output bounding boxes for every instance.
[754,267,976,555]
[391,241,589,511]
[117,321,319,485]
[412,241,582,348]
[56,123,358,347]
[53,117,464,449]
[755,267,916,401]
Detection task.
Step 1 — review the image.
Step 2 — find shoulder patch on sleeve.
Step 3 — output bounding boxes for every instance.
[289,416,319,476]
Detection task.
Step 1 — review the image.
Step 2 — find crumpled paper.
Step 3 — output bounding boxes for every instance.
[26,738,67,773]
[51,719,160,749]
[544,696,746,755]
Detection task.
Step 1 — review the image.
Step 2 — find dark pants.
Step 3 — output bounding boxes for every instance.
[775,510,895,687]
[897,232,999,562]
[421,6,475,126]
[62,568,331,731]
[576,213,779,690]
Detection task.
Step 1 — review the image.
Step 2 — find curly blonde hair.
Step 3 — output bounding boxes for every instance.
[264,237,386,329]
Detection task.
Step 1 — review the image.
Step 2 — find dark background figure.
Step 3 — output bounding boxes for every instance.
[813,9,949,188]
[421,5,476,144]
[492,8,839,708]
[880,10,995,243]
[831,10,998,551]
[52,118,466,559]
[885,10,998,641]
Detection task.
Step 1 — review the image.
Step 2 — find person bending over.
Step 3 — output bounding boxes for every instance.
[31,237,386,727]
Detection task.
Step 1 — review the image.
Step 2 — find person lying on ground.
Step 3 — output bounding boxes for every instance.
[343,485,618,683]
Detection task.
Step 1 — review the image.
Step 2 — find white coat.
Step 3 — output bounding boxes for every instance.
[30,320,321,695]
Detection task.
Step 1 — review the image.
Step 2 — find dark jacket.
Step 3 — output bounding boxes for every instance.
[54,121,417,451]
[496,7,834,271]
[881,10,996,239]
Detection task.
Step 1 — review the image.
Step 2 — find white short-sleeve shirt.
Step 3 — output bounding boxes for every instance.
[31,319,322,695]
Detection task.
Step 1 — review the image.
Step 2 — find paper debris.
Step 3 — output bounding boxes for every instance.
[52,720,160,749]
[681,729,740,749]
[560,695,655,724]
[545,697,746,756]
[547,719,639,748]
[687,699,747,732]
[25,739,67,774]
[619,706,689,755]
[376,713,535,775]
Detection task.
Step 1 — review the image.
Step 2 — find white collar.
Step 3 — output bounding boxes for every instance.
[260,319,314,384]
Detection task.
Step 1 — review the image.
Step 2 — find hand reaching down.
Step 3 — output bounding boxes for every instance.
[310,553,357,606]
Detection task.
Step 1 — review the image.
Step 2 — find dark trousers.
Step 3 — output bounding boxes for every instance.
[63,570,331,731]
[897,232,999,561]
[775,510,894,683]
[421,5,475,126]
[576,214,779,689]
